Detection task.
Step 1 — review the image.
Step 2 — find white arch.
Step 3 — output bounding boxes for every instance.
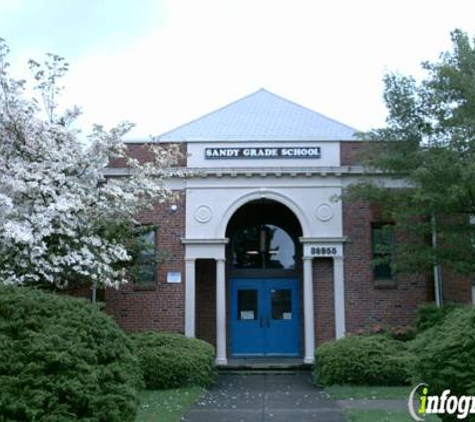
[217,189,310,238]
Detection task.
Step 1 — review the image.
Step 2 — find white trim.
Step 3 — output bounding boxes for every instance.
[217,189,310,238]
[185,259,196,337]
[303,257,315,364]
[216,258,227,365]
[300,237,348,244]
[333,257,346,339]
[158,138,358,143]
[182,238,229,245]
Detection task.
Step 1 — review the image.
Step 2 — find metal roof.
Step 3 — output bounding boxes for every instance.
[158,89,357,142]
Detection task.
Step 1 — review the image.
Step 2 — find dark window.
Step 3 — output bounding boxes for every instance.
[237,289,258,320]
[271,289,292,320]
[372,223,394,280]
[136,229,156,283]
[232,224,295,270]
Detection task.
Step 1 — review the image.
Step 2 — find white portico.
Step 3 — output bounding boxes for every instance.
[159,89,356,365]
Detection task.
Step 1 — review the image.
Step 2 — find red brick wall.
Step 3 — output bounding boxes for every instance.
[442,267,472,304]
[342,198,430,332]
[340,141,368,165]
[196,259,217,346]
[313,258,335,345]
[108,142,187,167]
[104,191,186,333]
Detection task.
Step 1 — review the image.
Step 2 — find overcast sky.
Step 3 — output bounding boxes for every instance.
[1,0,475,139]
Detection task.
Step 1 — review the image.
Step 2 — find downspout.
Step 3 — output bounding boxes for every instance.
[431,214,443,307]
[91,281,97,303]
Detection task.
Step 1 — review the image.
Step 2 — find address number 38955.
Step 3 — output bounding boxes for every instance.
[310,246,337,256]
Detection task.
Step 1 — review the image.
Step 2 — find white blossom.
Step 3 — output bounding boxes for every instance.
[0,41,182,288]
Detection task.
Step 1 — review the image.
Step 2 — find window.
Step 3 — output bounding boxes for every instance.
[372,223,394,281]
[237,289,258,320]
[136,228,157,283]
[232,224,296,270]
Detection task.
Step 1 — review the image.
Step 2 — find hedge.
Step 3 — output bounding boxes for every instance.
[414,302,460,332]
[411,306,475,412]
[131,331,215,389]
[314,334,413,386]
[0,285,142,422]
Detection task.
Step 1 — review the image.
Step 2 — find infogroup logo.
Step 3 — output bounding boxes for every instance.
[408,383,475,420]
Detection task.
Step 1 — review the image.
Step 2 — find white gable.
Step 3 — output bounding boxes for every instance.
[159,89,357,142]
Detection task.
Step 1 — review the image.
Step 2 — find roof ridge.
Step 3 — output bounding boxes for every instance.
[158,88,358,141]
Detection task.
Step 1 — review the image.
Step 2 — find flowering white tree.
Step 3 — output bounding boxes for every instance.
[0,40,181,288]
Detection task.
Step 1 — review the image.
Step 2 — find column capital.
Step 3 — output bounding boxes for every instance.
[185,257,196,263]
[215,258,226,263]
[302,256,314,262]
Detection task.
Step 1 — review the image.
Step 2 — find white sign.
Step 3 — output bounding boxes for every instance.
[205,147,321,159]
[240,311,255,320]
[167,272,182,283]
[304,243,343,258]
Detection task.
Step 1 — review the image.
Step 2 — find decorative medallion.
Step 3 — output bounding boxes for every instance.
[194,205,213,223]
[316,203,333,222]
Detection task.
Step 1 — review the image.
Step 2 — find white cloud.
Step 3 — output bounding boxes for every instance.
[50,0,475,138]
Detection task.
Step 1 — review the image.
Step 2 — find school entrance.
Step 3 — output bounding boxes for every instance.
[226,200,302,357]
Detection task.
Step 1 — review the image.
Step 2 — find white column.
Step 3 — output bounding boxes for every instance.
[215,258,227,365]
[333,256,346,339]
[303,256,315,364]
[185,258,196,338]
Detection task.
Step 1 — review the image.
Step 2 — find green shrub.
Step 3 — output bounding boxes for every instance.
[132,331,215,389]
[0,285,142,422]
[415,303,460,332]
[315,334,413,386]
[411,306,475,418]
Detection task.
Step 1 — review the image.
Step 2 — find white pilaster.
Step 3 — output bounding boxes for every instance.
[303,256,315,364]
[333,256,346,339]
[215,258,227,365]
[185,258,196,337]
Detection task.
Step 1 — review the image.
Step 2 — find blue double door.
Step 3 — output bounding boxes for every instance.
[230,278,300,357]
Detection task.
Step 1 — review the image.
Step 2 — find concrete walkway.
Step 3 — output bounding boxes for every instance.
[182,372,347,422]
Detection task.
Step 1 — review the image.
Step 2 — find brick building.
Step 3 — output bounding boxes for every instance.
[105,89,472,365]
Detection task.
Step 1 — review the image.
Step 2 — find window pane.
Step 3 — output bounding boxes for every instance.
[138,262,155,283]
[372,224,394,280]
[237,290,258,320]
[137,228,156,283]
[267,225,295,270]
[271,289,292,320]
[232,224,295,270]
[233,226,262,269]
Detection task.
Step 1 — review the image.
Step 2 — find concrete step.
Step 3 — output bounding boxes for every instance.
[218,358,312,371]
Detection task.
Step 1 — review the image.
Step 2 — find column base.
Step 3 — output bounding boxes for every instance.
[304,356,315,364]
[215,357,228,366]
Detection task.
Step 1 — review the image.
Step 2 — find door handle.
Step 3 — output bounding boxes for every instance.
[260,314,263,328]
[266,315,270,328]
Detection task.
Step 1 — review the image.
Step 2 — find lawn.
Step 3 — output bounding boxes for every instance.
[324,385,410,400]
[135,387,204,422]
[346,409,440,421]
[325,386,441,421]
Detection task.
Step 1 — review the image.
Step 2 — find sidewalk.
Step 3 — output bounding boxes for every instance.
[182,372,346,422]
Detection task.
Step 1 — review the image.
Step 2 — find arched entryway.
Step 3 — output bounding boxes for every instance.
[225,199,303,357]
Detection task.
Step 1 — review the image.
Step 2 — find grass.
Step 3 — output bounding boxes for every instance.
[326,386,441,421]
[346,409,441,421]
[324,385,411,400]
[135,387,204,422]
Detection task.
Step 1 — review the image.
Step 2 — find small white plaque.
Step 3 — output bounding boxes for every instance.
[240,311,255,320]
[167,272,182,283]
[283,312,292,320]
